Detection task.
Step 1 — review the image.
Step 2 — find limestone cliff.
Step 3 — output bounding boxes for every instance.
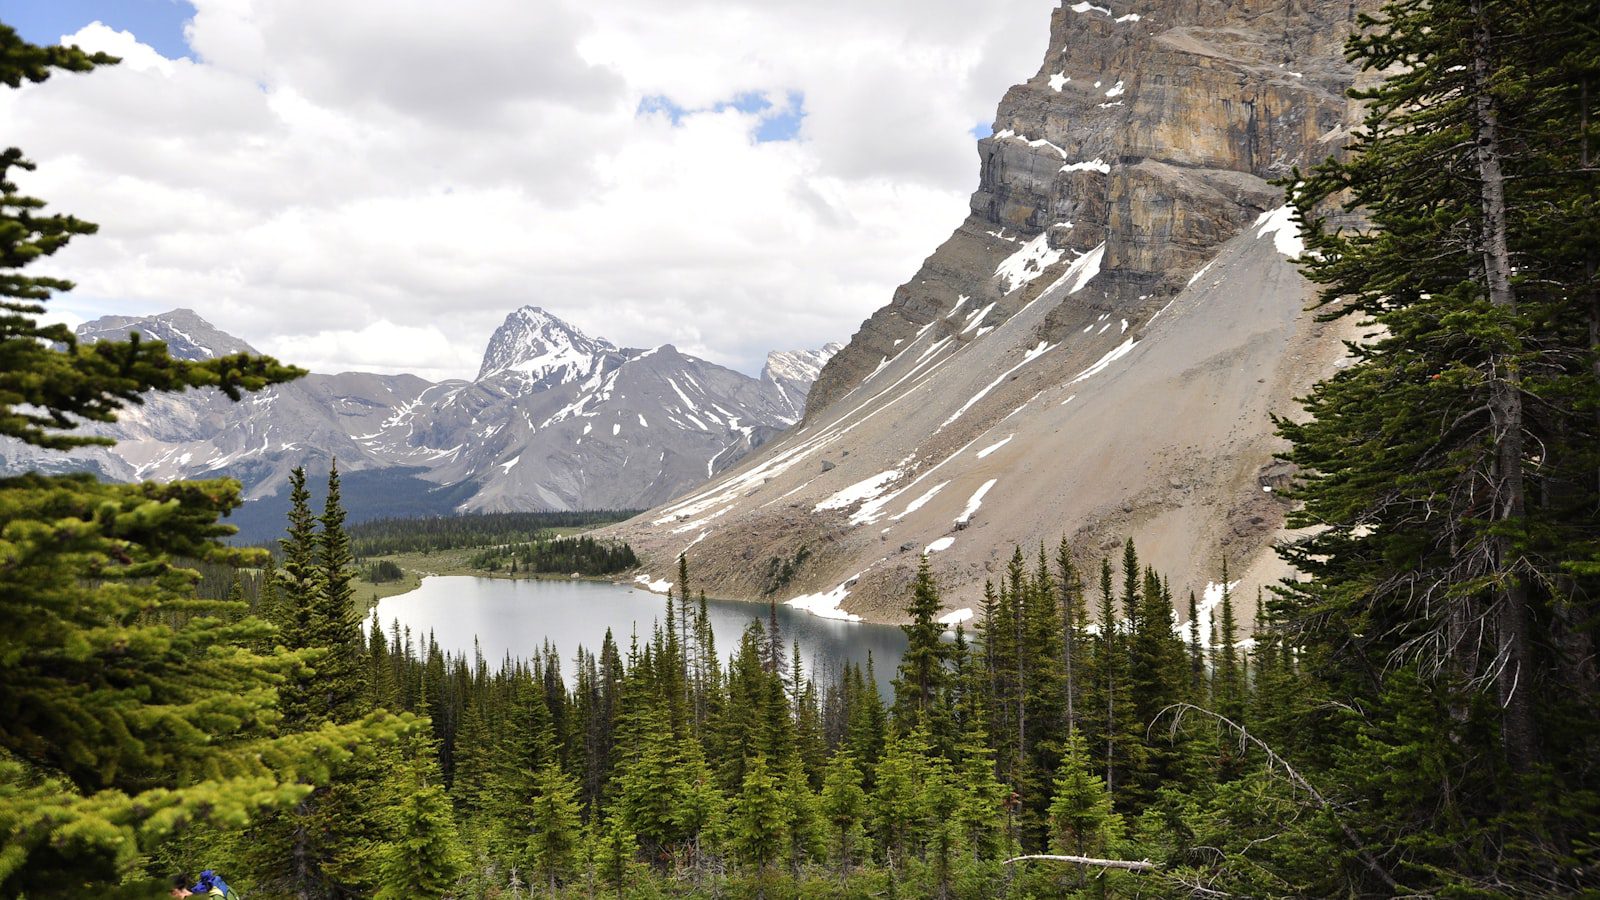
[610,0,1378,623]
[808,0,1365,416]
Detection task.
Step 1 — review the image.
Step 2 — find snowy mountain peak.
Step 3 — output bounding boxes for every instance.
[762,342,844,422]
[763,343,844,387]
[77,308,257,362]
[476,305,621,385]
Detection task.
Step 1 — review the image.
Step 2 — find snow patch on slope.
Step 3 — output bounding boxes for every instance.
[957,479,998,525]
[816,470,902,512]
[994,232,1066,293]
[1254,206,1305,258]
[787,574,866,622]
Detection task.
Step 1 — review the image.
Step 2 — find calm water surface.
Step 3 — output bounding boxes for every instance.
[371,576,906,693]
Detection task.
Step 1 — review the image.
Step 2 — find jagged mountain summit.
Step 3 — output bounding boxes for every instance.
[609,0,1378,623]
[475,306,628,385]
[0,306,835,520]
[763,343,845,422]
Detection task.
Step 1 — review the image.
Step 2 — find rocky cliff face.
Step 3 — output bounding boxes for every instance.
[6,308,833,518]
[611,0,1376,623]
[807,0,1363,416]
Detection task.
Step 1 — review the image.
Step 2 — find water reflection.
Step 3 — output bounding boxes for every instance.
[371,576,907,694]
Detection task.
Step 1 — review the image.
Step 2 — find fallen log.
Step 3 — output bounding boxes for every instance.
[1003,854,1158,872]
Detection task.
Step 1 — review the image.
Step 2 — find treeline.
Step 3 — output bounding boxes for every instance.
[470,534,640,576]
[346,510,640,557]
[336,545,1318,899]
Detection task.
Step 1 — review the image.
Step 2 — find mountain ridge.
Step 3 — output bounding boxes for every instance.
[0,306,836,520]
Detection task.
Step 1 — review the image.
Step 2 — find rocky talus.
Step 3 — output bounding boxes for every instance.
[610,0,1377,623]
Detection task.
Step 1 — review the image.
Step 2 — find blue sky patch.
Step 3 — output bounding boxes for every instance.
[971,122,995,140]
[637,90,806,143]
[636,94,688,125]
[2,0,195,60]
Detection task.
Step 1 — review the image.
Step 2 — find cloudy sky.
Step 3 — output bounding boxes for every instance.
[3,0,1055,380]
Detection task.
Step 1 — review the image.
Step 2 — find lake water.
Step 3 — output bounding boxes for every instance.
[371,576,907,694]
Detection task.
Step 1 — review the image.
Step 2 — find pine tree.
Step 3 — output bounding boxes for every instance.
[524,763,583,896]
[819,751,871,881]
[892,555,953,751]
[730,753,789,875]
[375,731,467,900]
[0,28,417,894]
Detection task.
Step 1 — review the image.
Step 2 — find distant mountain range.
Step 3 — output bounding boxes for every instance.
[0,306,835,535]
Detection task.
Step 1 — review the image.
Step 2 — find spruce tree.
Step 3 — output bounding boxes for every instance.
[1126,562,1191,801]
[375,732,467,900]
[315,462,366,724]
[1282,0,1600,866]
[592,813,642,898]
[819,751,871,881]
[1055,537,1087,735]
[892,555,952,750]
[0,27,421,894]
[871,731,929,873]
[729,753,789,875]
[1213,568,1244,726]
[1045,732,1124,896]
[1087,556,1141,806]
[779,756,824,875]
[524,763,583,896]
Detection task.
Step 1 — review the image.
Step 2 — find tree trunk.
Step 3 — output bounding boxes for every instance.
[1015,597,1027,775]
[1469,0,1538,773]
[1105,667,1116,797]
[1064,606,1076,732]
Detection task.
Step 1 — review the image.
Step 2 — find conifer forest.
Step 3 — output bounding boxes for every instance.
[3,1,1600,897]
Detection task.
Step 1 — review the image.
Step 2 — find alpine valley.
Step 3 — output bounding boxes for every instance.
[0,306,837,532]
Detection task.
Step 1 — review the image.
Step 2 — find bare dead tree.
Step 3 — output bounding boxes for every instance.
[1157,703,1402,893]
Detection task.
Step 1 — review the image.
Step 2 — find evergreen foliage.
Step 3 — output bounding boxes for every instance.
[471,533,639,576]
[0,26,409,895]
[1274,0,1600,890]
[346,510,640,557]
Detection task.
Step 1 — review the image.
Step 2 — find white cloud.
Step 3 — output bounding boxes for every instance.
[266,321,478,383]
[9,0,1056,380]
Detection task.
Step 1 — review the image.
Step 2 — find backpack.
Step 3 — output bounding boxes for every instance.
[191,870,238,899]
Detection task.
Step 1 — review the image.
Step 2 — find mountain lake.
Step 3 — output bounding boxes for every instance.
[371,576,908,693]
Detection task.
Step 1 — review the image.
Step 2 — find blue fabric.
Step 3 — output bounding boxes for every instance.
[191,869,234,896]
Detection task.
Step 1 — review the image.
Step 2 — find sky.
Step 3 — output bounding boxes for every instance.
[2,0,1056,381]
